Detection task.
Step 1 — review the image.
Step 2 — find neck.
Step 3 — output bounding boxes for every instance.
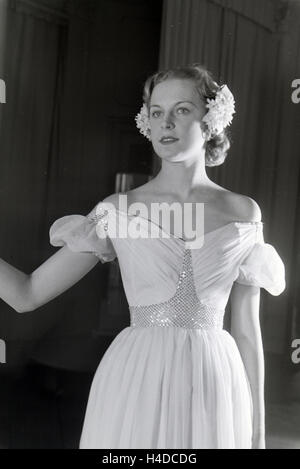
[152,152,214,198]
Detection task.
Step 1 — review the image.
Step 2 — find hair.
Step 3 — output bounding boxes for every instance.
[142,63,232,167]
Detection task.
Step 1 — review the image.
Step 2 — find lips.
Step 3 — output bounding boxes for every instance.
[159,136,179,144]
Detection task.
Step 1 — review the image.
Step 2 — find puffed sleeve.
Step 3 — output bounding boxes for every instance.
[234,241,286,296]
[49,202,117,263]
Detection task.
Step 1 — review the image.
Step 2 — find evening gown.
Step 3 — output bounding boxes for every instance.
[49,200,286,449]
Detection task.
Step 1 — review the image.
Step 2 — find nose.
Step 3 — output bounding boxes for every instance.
[161,113,175,130]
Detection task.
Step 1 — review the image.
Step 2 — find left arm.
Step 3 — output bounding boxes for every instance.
[230,281,266,449]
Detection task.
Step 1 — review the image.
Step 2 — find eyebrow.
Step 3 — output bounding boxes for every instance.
[150,101,197,108]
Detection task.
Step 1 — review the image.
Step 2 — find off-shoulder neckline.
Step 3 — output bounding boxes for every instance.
[95,203,264,243]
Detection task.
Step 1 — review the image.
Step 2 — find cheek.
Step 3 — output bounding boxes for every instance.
[150,119,160,136]
[184,120,202,139]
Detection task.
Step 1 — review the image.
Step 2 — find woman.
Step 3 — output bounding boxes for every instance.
[0,64,285,449]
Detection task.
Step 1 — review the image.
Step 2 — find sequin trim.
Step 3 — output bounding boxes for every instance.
[87,206,109,231]
[86,206,109,258]
[130,249,224,330]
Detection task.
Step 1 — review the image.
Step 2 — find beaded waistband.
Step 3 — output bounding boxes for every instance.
[129,249,224,330]
[130,302,224,329]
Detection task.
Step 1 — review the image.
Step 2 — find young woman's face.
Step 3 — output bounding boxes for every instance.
[149,78,207,161]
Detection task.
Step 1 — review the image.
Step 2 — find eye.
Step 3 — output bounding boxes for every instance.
[151,110,162,118]
[177,107,190,114]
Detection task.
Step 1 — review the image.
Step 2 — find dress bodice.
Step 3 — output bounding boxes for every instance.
[49,201,286,329]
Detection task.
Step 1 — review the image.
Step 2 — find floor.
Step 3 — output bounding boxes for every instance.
[266,402,300,449]
[0,364,92,448]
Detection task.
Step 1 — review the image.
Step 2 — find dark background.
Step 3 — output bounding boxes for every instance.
[0,0,163,448]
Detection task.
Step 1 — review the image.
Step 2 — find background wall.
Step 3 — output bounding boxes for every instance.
[156,0,300,362]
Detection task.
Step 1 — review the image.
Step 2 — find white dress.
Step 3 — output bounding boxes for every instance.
[49,201,286,449]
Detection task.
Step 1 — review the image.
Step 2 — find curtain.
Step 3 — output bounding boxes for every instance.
[156,0,300,355]
[0,0,69,364]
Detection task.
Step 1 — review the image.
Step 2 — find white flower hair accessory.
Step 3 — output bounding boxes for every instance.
[135,83,235,141]
[202,84,235,139]
[135,103,151,141]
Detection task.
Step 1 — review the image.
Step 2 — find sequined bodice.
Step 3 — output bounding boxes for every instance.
[81,202,280,332]
[130,248,224,330]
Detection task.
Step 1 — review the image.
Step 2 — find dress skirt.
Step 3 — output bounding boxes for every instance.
[79,326,253,449]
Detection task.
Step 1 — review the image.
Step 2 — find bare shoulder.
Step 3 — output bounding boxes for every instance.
[102,192,121,209]
[101,185,262,222]
[223,190,262,222]
[101,190,140,211]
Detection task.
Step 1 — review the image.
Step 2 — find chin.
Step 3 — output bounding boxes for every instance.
[154,144,185,159]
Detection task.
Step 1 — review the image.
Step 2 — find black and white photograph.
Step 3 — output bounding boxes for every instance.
[0,0,299,451]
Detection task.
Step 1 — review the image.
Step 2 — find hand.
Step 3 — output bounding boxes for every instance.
[252,432,266,449]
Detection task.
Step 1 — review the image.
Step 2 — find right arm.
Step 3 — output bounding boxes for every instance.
[0,246,100,313]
